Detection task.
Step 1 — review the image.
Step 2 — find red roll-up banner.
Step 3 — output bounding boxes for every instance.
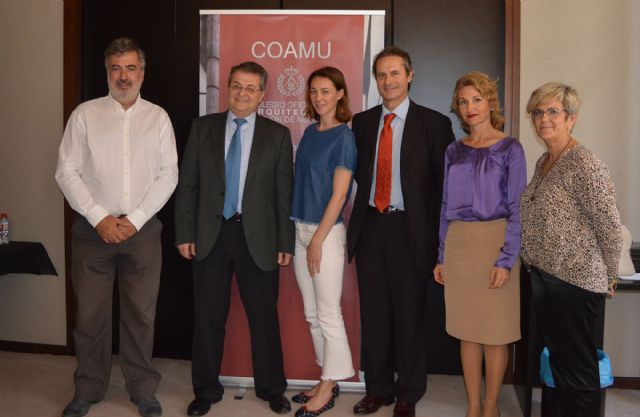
[199,10,384,381]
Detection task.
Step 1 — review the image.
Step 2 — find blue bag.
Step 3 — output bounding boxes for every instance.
[539,347,614,388]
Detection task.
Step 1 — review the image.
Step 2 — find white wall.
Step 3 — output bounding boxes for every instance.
[0,0,66,345]
[521,0,640,377]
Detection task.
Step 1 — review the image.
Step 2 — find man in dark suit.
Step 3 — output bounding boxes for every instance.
[174,61,294,416]
[347,46,455,417]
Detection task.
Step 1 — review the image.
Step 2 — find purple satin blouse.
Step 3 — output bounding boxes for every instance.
[437,137,526,269]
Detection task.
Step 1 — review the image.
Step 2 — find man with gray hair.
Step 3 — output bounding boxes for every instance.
[55,37,178,417]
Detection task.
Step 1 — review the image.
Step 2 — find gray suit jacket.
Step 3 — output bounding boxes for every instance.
[174,111,295,271]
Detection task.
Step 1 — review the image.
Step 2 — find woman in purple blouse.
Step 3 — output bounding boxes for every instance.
[433,72,526,417]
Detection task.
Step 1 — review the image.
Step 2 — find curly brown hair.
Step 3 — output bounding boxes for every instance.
[451,71,504,133]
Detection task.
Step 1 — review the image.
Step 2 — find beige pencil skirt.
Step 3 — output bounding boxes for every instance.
[443,219,521,345]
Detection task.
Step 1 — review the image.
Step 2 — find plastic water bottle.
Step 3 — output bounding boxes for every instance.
[0,213,9,244]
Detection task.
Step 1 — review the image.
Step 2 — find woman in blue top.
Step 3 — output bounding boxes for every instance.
[290,67,357,417]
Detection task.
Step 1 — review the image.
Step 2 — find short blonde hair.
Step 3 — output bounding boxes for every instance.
[526,82,581,116]
[450,71,504,134]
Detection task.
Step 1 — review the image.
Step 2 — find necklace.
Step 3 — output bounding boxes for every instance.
[529,138,574,201]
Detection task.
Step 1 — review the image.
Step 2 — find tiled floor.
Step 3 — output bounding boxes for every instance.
[1,351,638,417]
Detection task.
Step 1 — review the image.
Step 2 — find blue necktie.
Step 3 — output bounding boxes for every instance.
[223,118,246,219]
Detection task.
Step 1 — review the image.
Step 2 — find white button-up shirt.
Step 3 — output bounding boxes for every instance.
[55,94,178,230]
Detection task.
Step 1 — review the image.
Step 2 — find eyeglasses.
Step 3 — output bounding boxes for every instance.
[229,83,262,95]
[531,108,567,120]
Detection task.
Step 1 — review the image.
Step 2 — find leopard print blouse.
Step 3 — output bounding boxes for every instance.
[520,144,622,293]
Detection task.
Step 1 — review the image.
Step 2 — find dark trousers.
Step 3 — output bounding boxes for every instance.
[71,217,162,402]
[355,209,427,404]
[191,218,286,401]
[530,267,604,417]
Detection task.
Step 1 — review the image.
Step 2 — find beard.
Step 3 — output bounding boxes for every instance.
[109,78,141,105]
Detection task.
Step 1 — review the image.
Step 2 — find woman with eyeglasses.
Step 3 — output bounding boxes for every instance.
[289,66,356,417]
[520,82,622,417]
[433,71,526,417]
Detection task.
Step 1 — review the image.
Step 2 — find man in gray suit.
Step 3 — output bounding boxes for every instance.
[175,61,294,417]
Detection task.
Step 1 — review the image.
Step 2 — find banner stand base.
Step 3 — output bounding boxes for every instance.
[219,376,366,394]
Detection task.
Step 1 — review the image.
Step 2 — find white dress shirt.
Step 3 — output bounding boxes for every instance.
[55,94,178,230]
[224,111,256,214]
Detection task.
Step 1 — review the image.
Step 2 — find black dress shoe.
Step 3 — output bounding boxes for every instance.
[62,399,93,417]
[136,397,163,417]
[353,395,395,415]
[187,397,219,416]
[392,401,415,417]
[268,395,292,414]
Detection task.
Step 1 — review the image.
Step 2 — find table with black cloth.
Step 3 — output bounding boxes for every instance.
[0,241,57,276]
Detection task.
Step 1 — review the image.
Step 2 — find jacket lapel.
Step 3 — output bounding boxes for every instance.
[400,101,419,181]
[213,112,227,181]
[366,106,383,183]
[245,114,266,188]
[400,101,420,176]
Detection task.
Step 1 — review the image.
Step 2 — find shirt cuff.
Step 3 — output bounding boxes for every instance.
[494,259,514,271]
[86,205,110,228]
[126,208,148,232]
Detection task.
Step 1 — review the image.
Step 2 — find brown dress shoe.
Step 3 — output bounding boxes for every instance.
[353,395,395,415]
[392,400,415,417]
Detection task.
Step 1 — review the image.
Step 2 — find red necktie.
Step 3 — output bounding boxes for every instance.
[374,113,396,212]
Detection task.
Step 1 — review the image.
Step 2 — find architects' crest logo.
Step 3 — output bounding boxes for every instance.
[277,66,305,97]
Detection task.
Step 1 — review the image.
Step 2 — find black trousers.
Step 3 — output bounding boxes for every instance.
[355,209,427,404]
[191,218,286,401]
[530,267,604,417]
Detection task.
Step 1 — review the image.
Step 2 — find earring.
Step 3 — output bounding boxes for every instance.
[568,126,573,134]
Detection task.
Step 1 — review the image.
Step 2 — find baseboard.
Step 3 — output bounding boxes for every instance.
[612,377,640,390]
[0,340,69,355]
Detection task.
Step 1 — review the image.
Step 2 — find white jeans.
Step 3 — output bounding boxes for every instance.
[293,222,355,381]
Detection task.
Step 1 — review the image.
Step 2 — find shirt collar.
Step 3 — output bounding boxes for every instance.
[382,96,410,121]
[107,93,142,113]
[227,110,256,128]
